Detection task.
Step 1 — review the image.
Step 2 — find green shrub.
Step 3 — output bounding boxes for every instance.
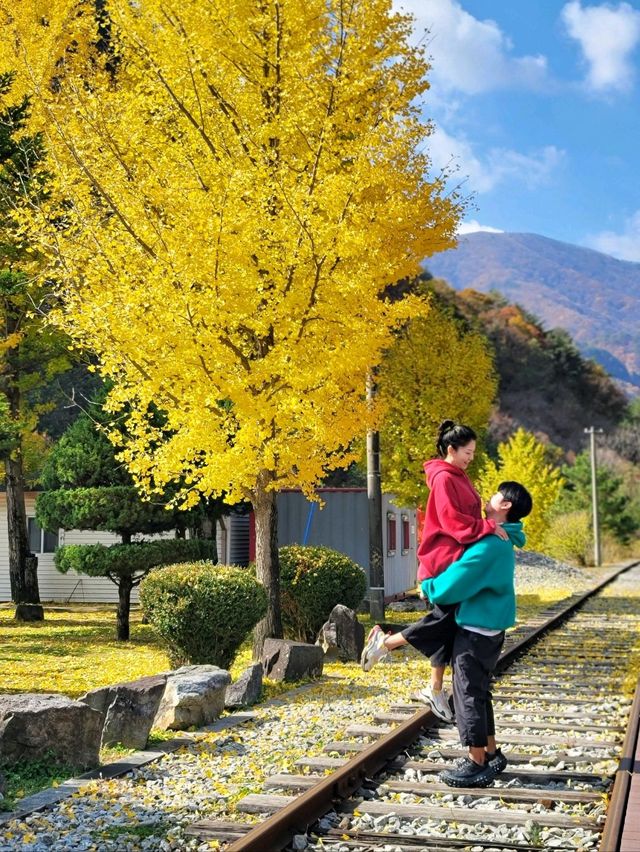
[279,545,367,642]
[543,510,592,566]
[139,563,267,668]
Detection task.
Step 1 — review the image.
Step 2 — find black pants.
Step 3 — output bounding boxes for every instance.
[452,628,505,747]
[400,603,457,667]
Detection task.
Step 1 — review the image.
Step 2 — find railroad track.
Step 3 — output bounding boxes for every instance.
[187,561,640,852]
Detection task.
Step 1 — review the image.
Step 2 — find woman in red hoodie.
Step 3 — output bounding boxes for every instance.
[361,420,508,722]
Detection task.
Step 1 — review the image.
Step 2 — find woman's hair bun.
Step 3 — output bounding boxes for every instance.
[438,419,456,435]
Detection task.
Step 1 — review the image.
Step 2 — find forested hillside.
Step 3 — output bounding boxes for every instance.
[427,278,628,454]
[427,232,640,394]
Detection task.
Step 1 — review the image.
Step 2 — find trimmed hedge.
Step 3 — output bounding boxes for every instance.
[139,563,267,668]
[280,545,367,642]
[55,538,217,579]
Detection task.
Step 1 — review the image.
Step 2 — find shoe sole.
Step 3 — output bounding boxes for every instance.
[427,701,455,724]
[360,629,380,672]
[410,691,456,722]
[439,773,494,788]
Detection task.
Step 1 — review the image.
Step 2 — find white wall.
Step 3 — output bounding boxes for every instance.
[0,493,228,604]
[382,494,418,598]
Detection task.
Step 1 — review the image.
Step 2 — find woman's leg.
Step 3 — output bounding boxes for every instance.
[431,664,445,690]
[383,632,409,651]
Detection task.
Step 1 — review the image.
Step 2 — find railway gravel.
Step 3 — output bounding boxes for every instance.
[0,561,638,852]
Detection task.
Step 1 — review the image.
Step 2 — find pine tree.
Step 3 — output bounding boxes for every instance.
[560,451,636,544]
[36,401,220,640]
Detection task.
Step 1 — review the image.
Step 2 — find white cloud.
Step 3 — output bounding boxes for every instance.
[562,1,640,93]
[428,126,565,194]
[588,211,640,261]
[458,220,504,235]
[395,0,548,94]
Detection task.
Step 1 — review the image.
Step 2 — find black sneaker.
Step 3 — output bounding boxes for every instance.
[487,748,508,775]
[439,756,495,788]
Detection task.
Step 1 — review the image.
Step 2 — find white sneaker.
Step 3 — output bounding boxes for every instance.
[413,685,455,723]
[360,625,389,672]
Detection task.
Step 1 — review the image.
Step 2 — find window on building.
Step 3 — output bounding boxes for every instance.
[386,511,397,556]
[401,514,411,553]
[28,517,59,554]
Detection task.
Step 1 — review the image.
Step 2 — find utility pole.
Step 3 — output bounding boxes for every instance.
[367,374,385,622]
[584,426,604,567]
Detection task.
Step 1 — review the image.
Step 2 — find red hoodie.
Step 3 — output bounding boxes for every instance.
[416,459,497,581]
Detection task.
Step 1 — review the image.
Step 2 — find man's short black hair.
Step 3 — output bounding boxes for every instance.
[498,481,533,522]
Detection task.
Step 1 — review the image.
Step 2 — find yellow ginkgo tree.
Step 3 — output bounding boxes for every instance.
[378,295,497,509]
[4,0,464,650]
[478,428,564,551]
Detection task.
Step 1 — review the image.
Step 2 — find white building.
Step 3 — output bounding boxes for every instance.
[0,489,416,604]
[0,493,250,604]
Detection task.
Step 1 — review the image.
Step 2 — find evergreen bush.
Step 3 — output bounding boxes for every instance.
[279,545,367,642]
[56,538,217,578]
[140,563,267,668]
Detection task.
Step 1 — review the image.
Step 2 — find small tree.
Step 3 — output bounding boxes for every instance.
[36,407,218,639]
[543,510,592,566]
[378,298,497,508]
[478,428,564,551]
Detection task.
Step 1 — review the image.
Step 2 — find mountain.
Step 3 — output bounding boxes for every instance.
[427,280,627,453]
[426,232,640,394]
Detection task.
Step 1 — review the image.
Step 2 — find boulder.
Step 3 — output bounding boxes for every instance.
[79,675,167,749]
[0,694,103,769]
[153,665,231,731]
[225,663,263,708]
[261,639,324,682]
[316,604,365,662]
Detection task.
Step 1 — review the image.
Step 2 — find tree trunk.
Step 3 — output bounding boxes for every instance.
[252,473,282,658]
[116,574,133,641]
[6,450,43,621]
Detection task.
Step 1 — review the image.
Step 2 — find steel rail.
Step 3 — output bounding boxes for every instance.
[223,559,638,852]
[599,674,640,852]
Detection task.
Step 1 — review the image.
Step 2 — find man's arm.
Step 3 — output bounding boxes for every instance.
[422,536,504,605]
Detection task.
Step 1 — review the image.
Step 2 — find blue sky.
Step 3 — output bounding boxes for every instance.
[394,0,640,260]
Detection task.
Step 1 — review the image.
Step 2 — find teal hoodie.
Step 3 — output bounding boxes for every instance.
[421,522,526,631]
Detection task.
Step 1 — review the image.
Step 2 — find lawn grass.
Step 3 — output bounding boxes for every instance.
[0,583,578,811]
[0,586,574,699]
[0,756,78,811]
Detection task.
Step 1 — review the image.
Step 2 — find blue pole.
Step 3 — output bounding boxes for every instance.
[302,502,316,545]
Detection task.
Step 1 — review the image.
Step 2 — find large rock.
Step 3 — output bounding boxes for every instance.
[0,694,103,769]
[153,665,231,731]
[225,663,263,708]
[316,604,365,662]
[261,639,324,682]
[80,675,167,750]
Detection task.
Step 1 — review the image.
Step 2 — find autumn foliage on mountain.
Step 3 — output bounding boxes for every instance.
[426,277,628,453]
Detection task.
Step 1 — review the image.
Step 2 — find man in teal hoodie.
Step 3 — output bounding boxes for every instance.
[421,480,532,789]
